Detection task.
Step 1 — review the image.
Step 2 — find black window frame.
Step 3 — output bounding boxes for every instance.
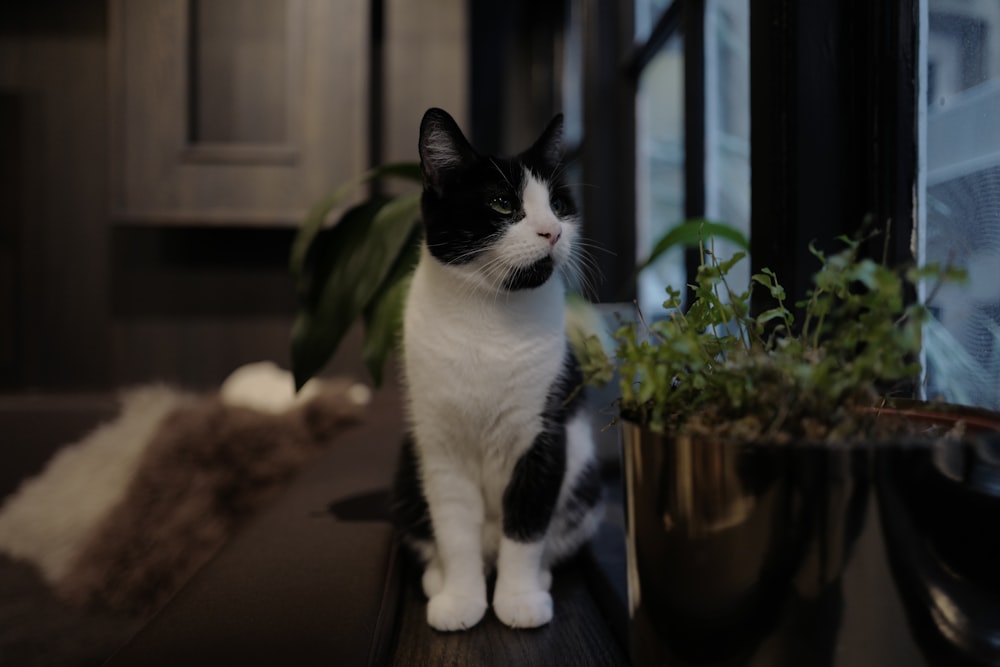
[750,0,919,314]
[571,0,919,310]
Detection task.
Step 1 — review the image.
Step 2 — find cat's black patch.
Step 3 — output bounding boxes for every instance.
[546,348,587,423]
[391,435,433,541]
[502,256,555,291]
[502,352,586,542]
[502,428,567,541]
[420,158,528,266]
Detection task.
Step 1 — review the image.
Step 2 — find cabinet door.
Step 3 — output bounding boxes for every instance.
[110,0,368,226]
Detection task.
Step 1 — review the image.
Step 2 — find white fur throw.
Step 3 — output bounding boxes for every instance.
[0,362,369,616]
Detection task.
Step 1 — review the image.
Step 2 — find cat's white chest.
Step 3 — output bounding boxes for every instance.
[402,249,566,456]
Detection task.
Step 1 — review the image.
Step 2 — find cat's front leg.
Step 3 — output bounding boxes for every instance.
[493,429,565,628]
[493,539,553,628]
[421,461,488,631]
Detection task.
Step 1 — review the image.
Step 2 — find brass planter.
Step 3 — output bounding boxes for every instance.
[620,412,1000,666]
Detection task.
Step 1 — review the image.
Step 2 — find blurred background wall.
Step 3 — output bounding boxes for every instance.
[1,0,550,391]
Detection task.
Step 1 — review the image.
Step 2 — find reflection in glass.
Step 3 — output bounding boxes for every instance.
[877,437,1000,665]
[189,0,288,144]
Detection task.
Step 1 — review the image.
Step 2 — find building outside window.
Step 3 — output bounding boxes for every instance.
[921,0,1000,409]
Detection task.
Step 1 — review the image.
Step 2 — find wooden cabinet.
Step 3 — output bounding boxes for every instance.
[109,0,368,226]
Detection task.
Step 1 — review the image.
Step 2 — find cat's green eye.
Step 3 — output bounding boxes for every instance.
[489,197,514,215]
[550,196,565,215]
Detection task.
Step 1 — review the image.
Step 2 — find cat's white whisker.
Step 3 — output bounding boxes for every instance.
[574,238,616,258]
[489,157,515,191]
[561,182,599,191]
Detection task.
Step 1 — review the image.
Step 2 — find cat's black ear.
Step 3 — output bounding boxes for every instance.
[528,113,564,169]
[418,108,477,192]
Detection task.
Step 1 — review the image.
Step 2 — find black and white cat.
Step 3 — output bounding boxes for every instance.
[392,108,603,631]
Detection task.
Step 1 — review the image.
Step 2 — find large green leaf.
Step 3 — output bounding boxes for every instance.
[296,198,389,311]
[291,192,422,389]
[361,226,422,387]
[638,219,750,272]
[289,162,422,279]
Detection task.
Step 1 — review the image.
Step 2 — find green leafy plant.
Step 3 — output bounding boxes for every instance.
[573,219,752,389]
[289,163,423,390]
[588,228,967,441]
[289,162,959,446]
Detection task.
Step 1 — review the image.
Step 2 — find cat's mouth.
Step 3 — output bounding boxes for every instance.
[501,255,555,291]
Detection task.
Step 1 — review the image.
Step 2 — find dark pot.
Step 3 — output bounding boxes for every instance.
[621,403,1000,667]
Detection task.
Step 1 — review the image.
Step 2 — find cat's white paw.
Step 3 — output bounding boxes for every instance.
[427,591,487,631]
[421,563,444,598]
[492,589,553,629]
[539,569,552,591]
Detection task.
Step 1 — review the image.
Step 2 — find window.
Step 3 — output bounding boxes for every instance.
[920,0,1000,409]
[633,0,750,317]
[570,0,994,411]
[636,34,685,316]
[703,0,750,296]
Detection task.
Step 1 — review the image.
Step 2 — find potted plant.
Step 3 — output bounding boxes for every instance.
[580,233,1000,666]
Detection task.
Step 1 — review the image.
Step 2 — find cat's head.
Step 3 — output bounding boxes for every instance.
[417,107,581,293]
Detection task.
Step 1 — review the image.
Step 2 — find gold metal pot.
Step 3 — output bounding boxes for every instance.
[619,406,1000,667]
[622,422,868,666]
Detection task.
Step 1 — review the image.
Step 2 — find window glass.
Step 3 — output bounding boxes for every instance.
[921,0,1000,409]
[636,36,684,317]
[705,0,750,295]
[634,0,674,42]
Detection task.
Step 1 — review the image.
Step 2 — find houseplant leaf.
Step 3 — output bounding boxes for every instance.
[291,192,422,389]
[289,162,422,280]
[637,219,750,272]
[361,226,422,387]
[296,198,389,312]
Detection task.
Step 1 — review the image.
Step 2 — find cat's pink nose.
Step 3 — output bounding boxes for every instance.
[538,230,561,246]
[537,221,562,246]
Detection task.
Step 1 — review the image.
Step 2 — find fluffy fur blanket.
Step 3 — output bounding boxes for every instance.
[0,362,369,618]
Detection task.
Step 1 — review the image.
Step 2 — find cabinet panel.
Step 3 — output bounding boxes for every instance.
[190,0,290,144]
[110,0,368,226]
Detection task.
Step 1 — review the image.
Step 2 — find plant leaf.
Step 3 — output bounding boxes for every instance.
[638,219,749,271]
[716,251,747,276]
[289,162,422,278]
[757,307,790,325]
[291,192,422,389]
[296,198,389,311]
[361,226,422,387]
